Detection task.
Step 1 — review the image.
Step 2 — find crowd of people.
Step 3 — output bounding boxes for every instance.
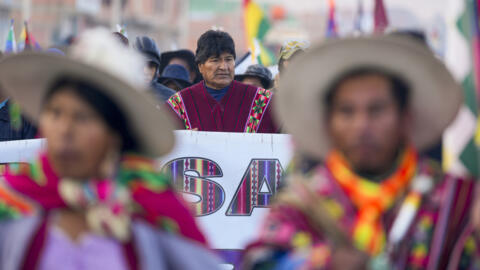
[0,25,478,269]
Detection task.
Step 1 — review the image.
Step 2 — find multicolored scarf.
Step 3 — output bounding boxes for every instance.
[244,88,273,133]
[325,146,418,255]
[1,153,207,245]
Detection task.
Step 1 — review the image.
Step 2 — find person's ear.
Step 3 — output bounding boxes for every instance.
[110,133,123,151]
[100,134,122,179]
[400,108,413,140]
[324,108,334,136]
[189,71,195,82]
[198,62,206,76]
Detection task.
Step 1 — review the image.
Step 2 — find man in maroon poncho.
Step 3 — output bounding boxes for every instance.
[166,30,278,133]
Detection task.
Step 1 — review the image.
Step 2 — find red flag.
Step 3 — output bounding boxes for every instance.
[24,21,32,51]
[374,0,389,33]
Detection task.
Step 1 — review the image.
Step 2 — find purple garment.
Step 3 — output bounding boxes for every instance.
[39,226,128,270]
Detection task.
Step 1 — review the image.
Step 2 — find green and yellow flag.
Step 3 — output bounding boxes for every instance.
[243,0,276,66]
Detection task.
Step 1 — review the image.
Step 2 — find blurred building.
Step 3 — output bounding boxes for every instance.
[188,0,449,59]
[0,0,188,50]
[0,0,449,59]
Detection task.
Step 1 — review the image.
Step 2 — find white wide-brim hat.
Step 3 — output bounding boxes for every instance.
[0,28,175,157]
[276,35,463,160]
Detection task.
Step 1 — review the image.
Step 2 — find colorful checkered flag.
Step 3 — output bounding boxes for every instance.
[443,0,480,177]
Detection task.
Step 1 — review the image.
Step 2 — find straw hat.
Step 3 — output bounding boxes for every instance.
[0,28,175,157]
[276,35,462,160]
[278,40,310,61]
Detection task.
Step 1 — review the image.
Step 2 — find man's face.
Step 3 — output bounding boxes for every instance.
[241,76,264,89]
[327,74,410,175]
[143,62,158,83]
[198,52,235,90]
[169,58,195,82]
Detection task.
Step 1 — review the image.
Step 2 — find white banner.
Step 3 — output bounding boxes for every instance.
[0,131,294,267]
[161,131,294,249]
[0,139,46,163]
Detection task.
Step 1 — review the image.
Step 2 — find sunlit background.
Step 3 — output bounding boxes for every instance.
[0,0,449,56]
[0,0,476,177]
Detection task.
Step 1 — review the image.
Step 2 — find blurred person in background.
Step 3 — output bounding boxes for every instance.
[166,30,278,133]
[235,64,273,90]
[0,51,37,141]
[243,35,474,269]
[159,49,201,84]
[158,64,192,92]
[0,28,220,270]
[275,40,309,87]
[134,36,175,102]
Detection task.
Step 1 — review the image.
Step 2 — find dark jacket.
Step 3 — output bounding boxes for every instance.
[0,101,37,142]
[150,81,176,102]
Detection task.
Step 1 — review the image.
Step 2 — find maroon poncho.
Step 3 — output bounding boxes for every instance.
[166,80,279,133]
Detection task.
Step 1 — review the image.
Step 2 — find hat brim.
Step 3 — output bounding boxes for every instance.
[158,76,192,89]
[276,35,463,160]
[142,52,161,66]
[0,52,175,157]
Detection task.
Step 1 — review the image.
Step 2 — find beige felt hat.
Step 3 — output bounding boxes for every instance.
[276,35,463,160]
[0,28,175,157]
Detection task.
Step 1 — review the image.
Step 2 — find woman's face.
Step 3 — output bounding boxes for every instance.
[40,87,120,179]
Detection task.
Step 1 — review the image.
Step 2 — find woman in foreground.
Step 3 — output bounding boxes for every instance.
[0,28,219,270]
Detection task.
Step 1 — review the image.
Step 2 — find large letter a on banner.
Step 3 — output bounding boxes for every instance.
[226,159,284,216]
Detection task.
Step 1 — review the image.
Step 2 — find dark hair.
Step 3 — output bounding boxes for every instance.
[324,67,410,112]
[195,30,236,64]
[44,77,138,153]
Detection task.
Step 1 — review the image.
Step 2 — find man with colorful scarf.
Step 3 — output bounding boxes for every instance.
[166,30,278,133]
[243,35,475,269]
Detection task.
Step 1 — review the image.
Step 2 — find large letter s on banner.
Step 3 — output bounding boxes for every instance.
[162,158,225,216]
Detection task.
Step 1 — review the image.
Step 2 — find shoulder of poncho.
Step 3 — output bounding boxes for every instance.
[232,80,268,94]
[117,153,171,191]
[183,81,204,93]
